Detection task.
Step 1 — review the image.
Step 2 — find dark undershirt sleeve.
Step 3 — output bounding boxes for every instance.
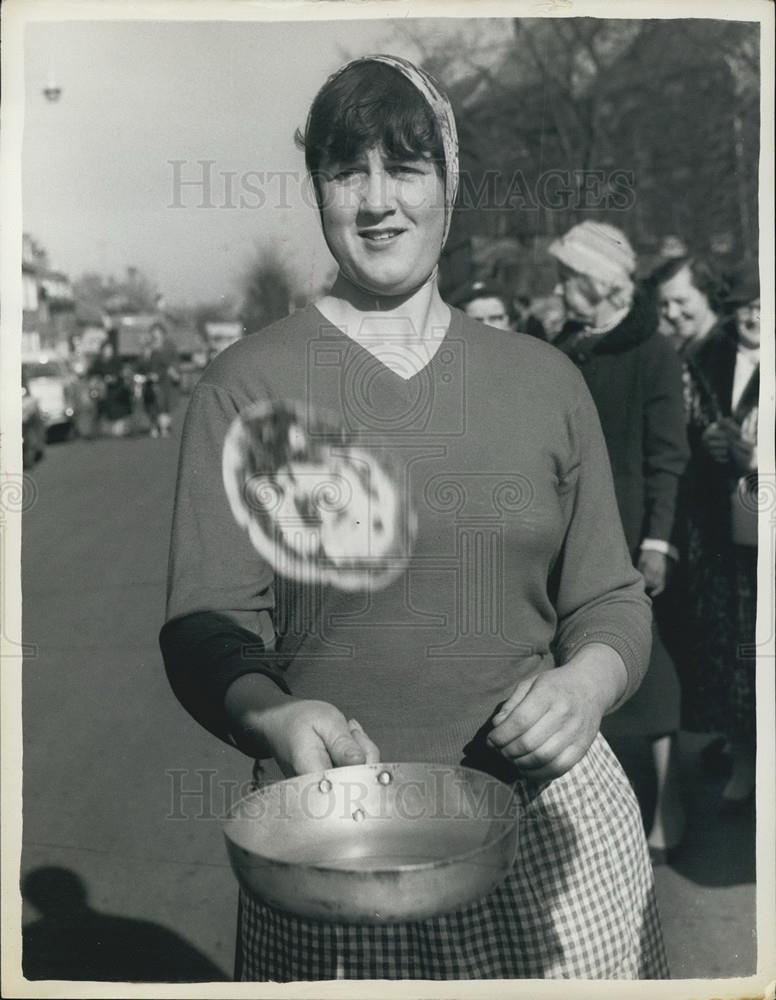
[159,611,290,744]
[159,379,289,746]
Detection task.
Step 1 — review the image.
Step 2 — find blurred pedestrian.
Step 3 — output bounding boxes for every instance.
[135,342,162,438]
[654,260,760,812]
[550,221,690,861]
[148,326,181,437]
[449,279,513,330]
[87,341,133,437]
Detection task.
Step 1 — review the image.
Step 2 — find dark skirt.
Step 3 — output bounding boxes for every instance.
[235,735,669,981]
[728,545,757,745]
[676,501,756,741]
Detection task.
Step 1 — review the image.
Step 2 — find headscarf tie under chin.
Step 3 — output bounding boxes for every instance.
[324,54,459,249]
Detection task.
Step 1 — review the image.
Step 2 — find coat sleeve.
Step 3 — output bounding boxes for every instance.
[159,380,290,745]
[552,374,653,710]
[641,337,690,544]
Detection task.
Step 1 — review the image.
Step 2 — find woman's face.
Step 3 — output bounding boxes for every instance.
[555,265,601,323]
[657,266,716,343]
[317,145,445,296]
[736,299,760,349]
[464,296,511,331]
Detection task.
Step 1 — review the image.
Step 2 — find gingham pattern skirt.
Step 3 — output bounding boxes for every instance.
[237,734,668,981]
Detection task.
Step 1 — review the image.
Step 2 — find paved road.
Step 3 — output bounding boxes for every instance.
[19,407,757,982]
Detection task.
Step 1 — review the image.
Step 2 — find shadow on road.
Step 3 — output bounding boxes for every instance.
[22,866,229,982]
[607,733,756,889]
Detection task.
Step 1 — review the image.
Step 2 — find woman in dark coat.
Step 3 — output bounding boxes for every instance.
[551,222,690,861]
[654,257,760,810]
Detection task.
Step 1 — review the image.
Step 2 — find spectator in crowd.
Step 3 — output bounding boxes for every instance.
[653,261,760,811]
[651,255,722,353]
[148,325,181,438]
[87,340,134,437]
[550,221,690,862]
[135,340,163,438]
[646,236,691,337]
[449,279,513,330]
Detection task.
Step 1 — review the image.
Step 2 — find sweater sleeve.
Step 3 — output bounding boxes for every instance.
[159,380,289,745]
[641,337,690,544]
[552,374,653,710]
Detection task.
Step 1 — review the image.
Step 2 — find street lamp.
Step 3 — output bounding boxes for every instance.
[43,72,62,103]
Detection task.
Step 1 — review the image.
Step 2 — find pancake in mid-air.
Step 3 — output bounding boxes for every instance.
[222,400,416,591]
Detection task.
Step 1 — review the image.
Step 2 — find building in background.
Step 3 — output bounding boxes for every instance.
[22,233,94,359]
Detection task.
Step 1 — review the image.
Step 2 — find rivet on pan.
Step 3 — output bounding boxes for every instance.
[352,808,365,823]
[318,778,333,793]
[377,770,392,785]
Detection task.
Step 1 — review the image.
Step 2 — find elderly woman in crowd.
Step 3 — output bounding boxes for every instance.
[653,258,760,810]
[160,56,667,980]
[550,222,690,862]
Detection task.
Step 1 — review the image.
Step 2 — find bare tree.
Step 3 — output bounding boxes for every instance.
[240,248,296,336]
[391,16,759,279]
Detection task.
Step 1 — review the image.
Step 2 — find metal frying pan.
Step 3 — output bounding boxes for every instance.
[223,762,519,923]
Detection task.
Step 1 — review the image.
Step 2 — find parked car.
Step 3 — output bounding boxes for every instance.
[22,374,46,469]
[21,356,80,440]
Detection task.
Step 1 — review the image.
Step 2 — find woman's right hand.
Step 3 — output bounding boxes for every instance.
[258,700,380,777]
[224,674,380,777]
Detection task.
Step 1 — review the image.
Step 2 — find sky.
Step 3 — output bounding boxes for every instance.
[22,17,478,307]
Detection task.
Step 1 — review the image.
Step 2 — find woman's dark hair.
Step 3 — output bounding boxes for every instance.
[649,255,729,313]
[295,61,444,182]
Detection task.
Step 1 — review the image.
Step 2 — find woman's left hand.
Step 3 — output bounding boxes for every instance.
[486,646,627,781]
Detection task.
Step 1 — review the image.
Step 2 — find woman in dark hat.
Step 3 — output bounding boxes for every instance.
[160,55,667,980]
[450,279,513,330]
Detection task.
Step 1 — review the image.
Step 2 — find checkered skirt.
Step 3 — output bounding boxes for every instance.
[236,735,668,981]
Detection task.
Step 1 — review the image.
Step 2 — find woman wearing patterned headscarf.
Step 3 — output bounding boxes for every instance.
[160,56,667,980]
